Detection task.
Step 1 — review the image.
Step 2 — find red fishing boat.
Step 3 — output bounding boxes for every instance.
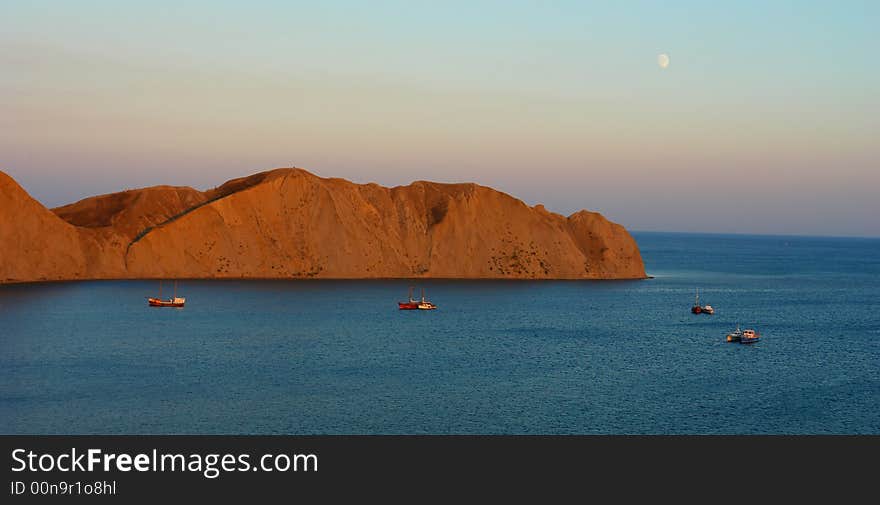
[148,280,186,307]
[398,287,419,310]
[691,289,714,315]
[691,289,702,314]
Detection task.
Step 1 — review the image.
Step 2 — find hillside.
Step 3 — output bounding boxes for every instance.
[1,168,646,282]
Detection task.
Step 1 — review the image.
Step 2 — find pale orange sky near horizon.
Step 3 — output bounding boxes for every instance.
[2,1,878,237]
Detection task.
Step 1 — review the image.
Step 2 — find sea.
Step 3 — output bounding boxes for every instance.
[1,232,878,434]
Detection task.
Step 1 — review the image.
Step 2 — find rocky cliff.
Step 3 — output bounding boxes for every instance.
[0,168,646,282]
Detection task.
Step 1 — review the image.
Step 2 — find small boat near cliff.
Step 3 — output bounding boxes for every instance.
[398,287,420,310]
[417,288,437,310]
[148,280,185,307]
[399,287,437,310]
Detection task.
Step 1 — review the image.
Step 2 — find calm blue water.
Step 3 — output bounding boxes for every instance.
[1,232,878,434]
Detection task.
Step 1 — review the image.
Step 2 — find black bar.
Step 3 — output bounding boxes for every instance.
[2,436,876,501]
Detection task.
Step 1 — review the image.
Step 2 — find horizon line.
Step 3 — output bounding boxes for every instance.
[631,229,880,240]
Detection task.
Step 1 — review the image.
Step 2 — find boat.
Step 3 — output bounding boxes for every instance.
[726,324,743,342]
[398,287,420,310]
[417,288,437,310]
[691,289,713,315]
[740,329,761,344]
[147,280,186,307]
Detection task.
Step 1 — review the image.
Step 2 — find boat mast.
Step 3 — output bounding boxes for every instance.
[421,288,425,303]
[174,280,177,299]
[159,280,162,298]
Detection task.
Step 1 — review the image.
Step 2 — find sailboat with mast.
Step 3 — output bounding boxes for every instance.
[148,280,186,307]
[417,288,437,310]
[691,288,714,315]
[398,286,420,310]
[398,286,437,310]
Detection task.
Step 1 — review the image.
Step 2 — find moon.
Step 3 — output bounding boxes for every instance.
[657,53,670,69]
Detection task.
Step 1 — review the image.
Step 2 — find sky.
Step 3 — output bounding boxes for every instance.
[1,1,878,236]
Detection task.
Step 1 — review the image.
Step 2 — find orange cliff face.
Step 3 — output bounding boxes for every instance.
[0,168,646,283]
[0,171,125,282]
[53,185,208,242]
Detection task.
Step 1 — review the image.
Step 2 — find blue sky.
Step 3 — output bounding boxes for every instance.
[2,1,878,236]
